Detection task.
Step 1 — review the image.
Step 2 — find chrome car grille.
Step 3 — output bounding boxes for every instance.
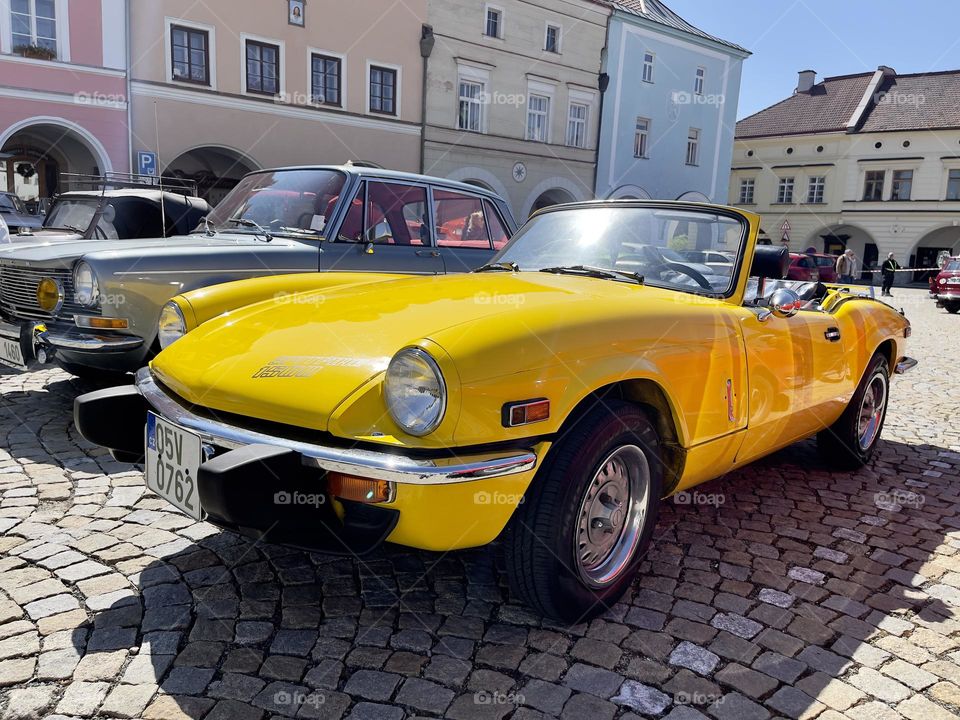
[0,266,93,321]
[948,277,960,285]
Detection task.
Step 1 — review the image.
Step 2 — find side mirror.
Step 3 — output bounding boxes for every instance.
[769,288,802,319]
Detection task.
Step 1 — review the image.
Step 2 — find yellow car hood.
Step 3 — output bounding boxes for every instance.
[150,272,596,430]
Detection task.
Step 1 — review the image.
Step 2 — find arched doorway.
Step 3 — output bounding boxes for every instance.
[163,146,260,205]
[530,187,575,215]
[676,190,710,202]
[463,179,494,192]
[0,119,111,211]
[910,226,960,282]
[806,224,877,280]
[608,184,652,200]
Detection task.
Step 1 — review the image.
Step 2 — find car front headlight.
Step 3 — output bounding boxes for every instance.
[158,302,187,350]
[385,348,446,436]
[73,261,99,307]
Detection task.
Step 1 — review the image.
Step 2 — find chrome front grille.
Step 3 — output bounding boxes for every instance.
[0,266,90,321]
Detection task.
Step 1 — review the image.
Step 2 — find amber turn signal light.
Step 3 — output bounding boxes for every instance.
[502,398,550,428]
[75,316,129,330]
[327,473,393,504]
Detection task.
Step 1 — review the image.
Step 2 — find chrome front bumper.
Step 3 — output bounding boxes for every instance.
[0,319,142,360]
[937,294,960,302]
[135,368,538,486]
[895,357,919,375]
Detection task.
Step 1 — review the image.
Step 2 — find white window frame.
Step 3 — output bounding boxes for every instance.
[776,176,795,204]
[806,176,825,204]
[307,47,346,109]
[456,61,489,133]
[4,0,69,60]
[686,127,700,166]
[566,101,588,148]
[694,66,706,95]
[366,59,402,117]
[240,32,285,98]
[544,22,562,53]
[946,168,960,200]
[483,4,504,39]
[634,116,650,158]
[525,79,555,143]
[739,178,755,204]
[642,51,655,83]
[890,169,913,201]
[165,17,217,90]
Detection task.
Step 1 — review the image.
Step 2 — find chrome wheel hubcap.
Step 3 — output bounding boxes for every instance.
[858,373,888,451]
[575,445,649,588]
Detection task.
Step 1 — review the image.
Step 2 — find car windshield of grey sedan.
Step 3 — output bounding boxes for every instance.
[203,169,347,238]
[489,206,747,295]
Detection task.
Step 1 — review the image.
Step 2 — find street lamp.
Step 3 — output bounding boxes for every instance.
[419,24,435,173]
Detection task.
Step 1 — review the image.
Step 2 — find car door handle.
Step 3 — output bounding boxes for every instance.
[824,327,841,342]
[416,250,440,258]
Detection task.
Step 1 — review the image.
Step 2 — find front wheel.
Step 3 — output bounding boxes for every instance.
[945,302,960,315]
[818,353,890,470]
[504,401,662,623]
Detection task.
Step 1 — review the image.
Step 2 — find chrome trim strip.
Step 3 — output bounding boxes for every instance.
[39,331,143,352]
[135,368,538,486]
[936,294,960,301]
[895,357,918,375]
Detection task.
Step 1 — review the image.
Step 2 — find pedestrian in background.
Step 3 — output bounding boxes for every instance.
[836,249,856,284]
[881,252,900,297]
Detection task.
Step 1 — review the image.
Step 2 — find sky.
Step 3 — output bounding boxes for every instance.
[663,1,960,119]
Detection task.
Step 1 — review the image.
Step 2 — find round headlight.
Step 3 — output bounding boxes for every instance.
[385,348,446,436]
[73,261,99,307]
[940,278,947,285]
[158,302,187,349]
[37,277,64,313]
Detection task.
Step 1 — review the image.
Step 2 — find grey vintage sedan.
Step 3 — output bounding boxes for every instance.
[0,166,516,378]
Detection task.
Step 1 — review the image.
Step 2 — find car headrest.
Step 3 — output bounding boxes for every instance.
[750,245,790,280]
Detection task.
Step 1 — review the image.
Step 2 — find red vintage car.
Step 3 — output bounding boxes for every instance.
[809,253,839,283]
[787,253,820,282]
[932,257,960,313]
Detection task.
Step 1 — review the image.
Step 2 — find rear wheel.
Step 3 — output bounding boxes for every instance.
[946,302,960,314]
[504,401,662,623]
[818,353,889,470]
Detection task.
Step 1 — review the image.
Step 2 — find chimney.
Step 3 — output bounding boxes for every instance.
[797,70,816,94]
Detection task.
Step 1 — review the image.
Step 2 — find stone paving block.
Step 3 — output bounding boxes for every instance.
[669,641,720,676]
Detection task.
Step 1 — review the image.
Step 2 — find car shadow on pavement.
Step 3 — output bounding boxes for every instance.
[48,434,960,720]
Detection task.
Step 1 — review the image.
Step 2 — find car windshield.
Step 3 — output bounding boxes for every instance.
[0,194,26,214]
[946,260,960,272]
[491,206,748,295]
[205,169,348,237]
[44,198,100,234]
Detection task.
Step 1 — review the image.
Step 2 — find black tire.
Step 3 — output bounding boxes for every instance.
[817,353,889,470]
[57,361,130,385]
[504,401,662,623]
[946,303,960,315]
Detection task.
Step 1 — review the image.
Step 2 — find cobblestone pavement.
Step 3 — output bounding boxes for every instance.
[0,288,957,720]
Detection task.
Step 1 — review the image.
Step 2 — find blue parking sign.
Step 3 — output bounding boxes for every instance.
[137,151,157,177]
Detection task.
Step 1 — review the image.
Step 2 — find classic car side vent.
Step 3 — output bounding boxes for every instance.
[502,399,550,428]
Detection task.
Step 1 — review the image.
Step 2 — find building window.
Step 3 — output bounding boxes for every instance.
[11,0,56,53]
[777,177,794,203]
[738,178,755,204]
[484,7,502,38]
[863,170,884,200]
[947,170,960,200]
[634,117,650,158]
[458,79,484,132]
[642,52,655,83]
[170,25,209,85]
[807,176,825,204]
[566,102,588,148]
[891,169,913,201]
[311,53,341,106]
[694,67,705,95]
[245,40,280,95]
[544,24,561,53]
[526,94,550,142]
[685,128,700,166]
[369,65,397,115]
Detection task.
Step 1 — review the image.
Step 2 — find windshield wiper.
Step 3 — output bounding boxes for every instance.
[276,226,321,238]
[225,217,273,242]
[474,261,519,273]
[49,224,85,234]
[540,265,644,285]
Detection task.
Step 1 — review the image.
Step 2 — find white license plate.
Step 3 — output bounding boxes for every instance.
[145,413,203,520]
[0,338,25,370]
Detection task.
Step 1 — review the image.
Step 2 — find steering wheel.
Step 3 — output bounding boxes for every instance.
[662,261,713,290]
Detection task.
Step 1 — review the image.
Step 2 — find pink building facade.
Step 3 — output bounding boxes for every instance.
[0,0,129,204]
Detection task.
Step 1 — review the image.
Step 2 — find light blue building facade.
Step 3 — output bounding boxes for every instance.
[597,1,749,203]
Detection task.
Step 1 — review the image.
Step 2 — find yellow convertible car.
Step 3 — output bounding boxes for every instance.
[75,202,915,621]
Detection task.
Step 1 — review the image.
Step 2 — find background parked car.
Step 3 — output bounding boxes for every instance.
[788,253,820,282]
[0,166,516,379]
[809,253,839,283]
[932,258,960,313]
[0,191,43,234]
